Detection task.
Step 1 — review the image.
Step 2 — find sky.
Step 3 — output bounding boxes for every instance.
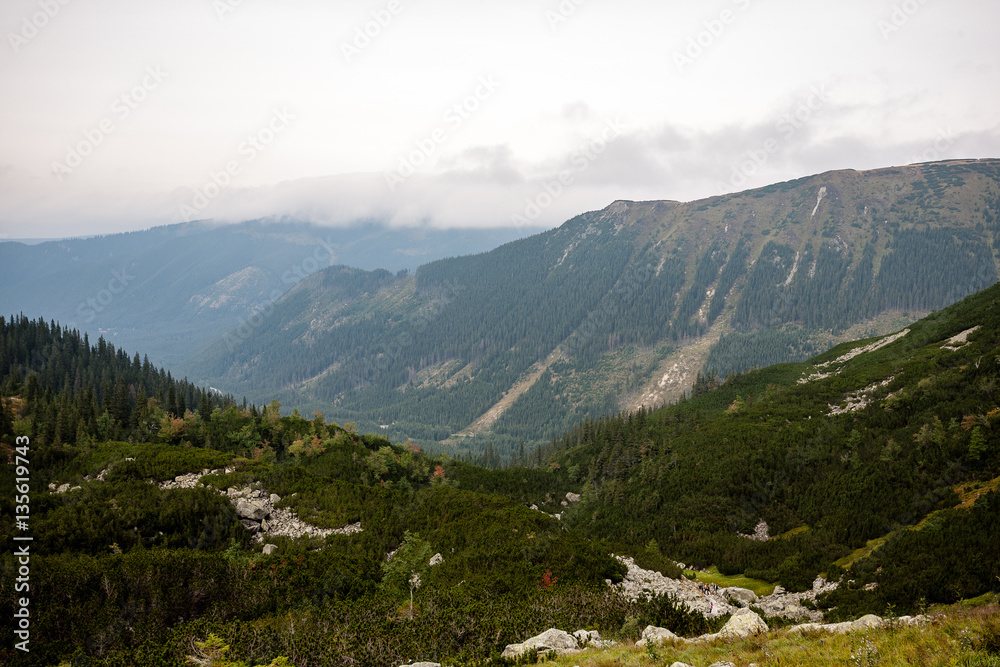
[1,0,998,239]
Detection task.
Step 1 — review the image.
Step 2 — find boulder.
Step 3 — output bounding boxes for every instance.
[850,615,885,632]
[235,499,268,521]
[399,663,440,667]
[708,662,736,667]
[573,629,606,646]
[501,629,578,658]
[566,492,581,503]
[723,587,758,604]
[269,493,281,504]
[429,553,444,566]
[789,614,889,635]
[635,625,678,647]
[718,608,768,639]
[240,520,261,533]
[262,544,278,556]
[669,663,695,667]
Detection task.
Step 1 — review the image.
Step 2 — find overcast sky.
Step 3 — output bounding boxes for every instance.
[1,0,998,239]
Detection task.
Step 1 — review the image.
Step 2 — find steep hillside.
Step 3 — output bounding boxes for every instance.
[0,220,541,367]
[546,278,1000,614]
[195,160,1000,454]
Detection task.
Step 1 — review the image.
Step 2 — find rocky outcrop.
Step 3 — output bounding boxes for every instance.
[787,613,929,635]
[723,587,758,605]
[501,629,579,658]
[611,556,836,623]
[717,609,768,639]
[635,625,678,647]
[611,556,737,618]
[157,469,363,542]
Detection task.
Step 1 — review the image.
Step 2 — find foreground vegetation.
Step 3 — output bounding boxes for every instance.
[2,279,999,665]
[539,600,1000,667]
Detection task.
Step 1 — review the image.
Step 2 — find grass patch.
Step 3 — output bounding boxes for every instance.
[683,566,775,597]
[542,605,1000,667]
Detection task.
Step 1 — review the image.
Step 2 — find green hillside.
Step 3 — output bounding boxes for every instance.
[193,160,1000,455]
[1,280,999,665]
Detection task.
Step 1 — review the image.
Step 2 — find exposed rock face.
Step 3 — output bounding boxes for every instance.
[572,629,614,648]
[156,468,363,542]
[635,625,678,647]
[612,556,736,618]
[788,613,930,635]
[611,556,835,624]
[717,609,768,639]
[723,587,758,605]
[501,629,579,658]
[739,520,770,541]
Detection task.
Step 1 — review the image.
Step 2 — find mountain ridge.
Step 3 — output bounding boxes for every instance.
[193,159,1000,454]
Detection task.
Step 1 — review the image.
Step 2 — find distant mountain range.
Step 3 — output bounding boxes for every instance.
[0,219,543,367]
[189,159,1000,453]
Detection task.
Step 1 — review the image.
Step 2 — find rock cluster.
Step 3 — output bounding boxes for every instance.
[611,556,835,623]
[157,469,363,543]
[788,613,930,635]
[501,628,614,659]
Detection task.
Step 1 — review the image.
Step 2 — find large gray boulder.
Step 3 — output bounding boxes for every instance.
[789,614,889,635]
[636,625,679,647]
[723,587,759,605]
[235,499,268,521]
[399,663,440,667]
[718,608,768,639]
[501,629,578,658]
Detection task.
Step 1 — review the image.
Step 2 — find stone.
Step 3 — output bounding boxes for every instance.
[235,499,268,521]
[708,662,736,667]
[262,544,278,556]
[501,629,579,658]
[270,493,281,503]
[718,608,768,639]
[723,587,758,604]
[429,553,444,566]
[240,520,261,533]
[813,576,827,591]
[635,625,678,647]
[399,663,441,667]
[566,492,581,503]
[669,663,695,667]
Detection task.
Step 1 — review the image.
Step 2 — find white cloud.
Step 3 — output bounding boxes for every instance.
[0,0,997,238]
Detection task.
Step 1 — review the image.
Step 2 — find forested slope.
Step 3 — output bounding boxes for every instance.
[194,160,1000,454]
